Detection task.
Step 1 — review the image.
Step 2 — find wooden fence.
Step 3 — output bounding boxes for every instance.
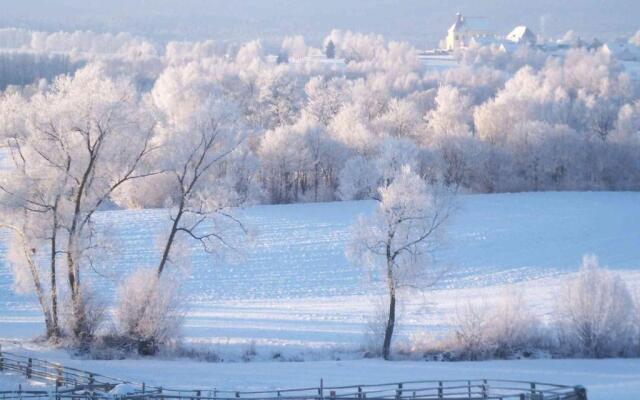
[0,347,587,400]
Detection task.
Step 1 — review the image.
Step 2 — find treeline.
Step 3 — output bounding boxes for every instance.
[0,29,639,203]
[0,51,83,89]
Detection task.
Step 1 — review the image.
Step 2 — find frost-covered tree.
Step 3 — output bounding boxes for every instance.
[324,30,385,64]
[325,40,336,59]
[281,35,307,60]
[259,116,343,203]
[258,119,312,203]
[613,101,640,142]
[337,156,378,201]
[375,137,419,185]
[0,91,72,340]
[0,64,156,343]
[304,76,346,126]
[374,98,420,139]
[347,166,451,359]
[424,85,473,139]
[556,254,636,357]
[150,84,246,277]
[329,103,379,155]
[243,65,304,129]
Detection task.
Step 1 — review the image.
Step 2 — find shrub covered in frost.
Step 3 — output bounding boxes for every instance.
[114,268,184,355]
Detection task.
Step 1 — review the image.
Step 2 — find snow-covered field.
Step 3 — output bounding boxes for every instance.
[1,191,640,398]
[1,345,640,400]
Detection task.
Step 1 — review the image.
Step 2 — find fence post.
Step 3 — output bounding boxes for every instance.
[530,382,536,396]
[56,365,63,388]
[438,381,443,399]
[574,386,587,400]
[319,379,324,400]
[481,380,488,399]
[396,383,403,399]
[467,381,471,399]
[26,358,32,379]
[88,373,95,385]
[358,386,362,399]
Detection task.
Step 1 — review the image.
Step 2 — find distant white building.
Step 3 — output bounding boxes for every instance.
[506,26,537,45]
[445,13,492,51]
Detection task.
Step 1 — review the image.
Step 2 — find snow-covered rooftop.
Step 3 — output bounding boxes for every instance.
[506,26,536,44]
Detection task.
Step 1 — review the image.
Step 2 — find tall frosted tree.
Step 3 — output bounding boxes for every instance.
[148,73,248,277]
[0,64,156,343]
[347,166,451,359]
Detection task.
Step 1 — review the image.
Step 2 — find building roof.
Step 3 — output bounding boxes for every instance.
[506,26,536,44]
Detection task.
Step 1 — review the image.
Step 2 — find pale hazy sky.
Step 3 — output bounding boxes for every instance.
[1,0,638,47]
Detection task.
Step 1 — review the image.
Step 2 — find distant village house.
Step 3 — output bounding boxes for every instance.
[444,12,536,51]
[445,13,491,50]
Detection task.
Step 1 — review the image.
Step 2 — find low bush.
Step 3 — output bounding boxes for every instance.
[555,255,636,358]
[114,268,184,355]
[406,256,639,361]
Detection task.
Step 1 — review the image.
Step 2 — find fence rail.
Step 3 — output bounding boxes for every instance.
[0,346,139,390]
[0,347,587,400]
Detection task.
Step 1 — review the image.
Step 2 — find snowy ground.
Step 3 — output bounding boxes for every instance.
[0,368,40,392]
[1,344,640,400]
[1,192,640,398]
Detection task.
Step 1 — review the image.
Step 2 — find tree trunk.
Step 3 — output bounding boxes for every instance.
[49,213,60,340]
[383,240,396,360]
[157,204,184,277]
[66,238,90,344]
[19,237,53,338]
[66,154,93,343]
[314,163,319,202]
[383,287,396,360]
